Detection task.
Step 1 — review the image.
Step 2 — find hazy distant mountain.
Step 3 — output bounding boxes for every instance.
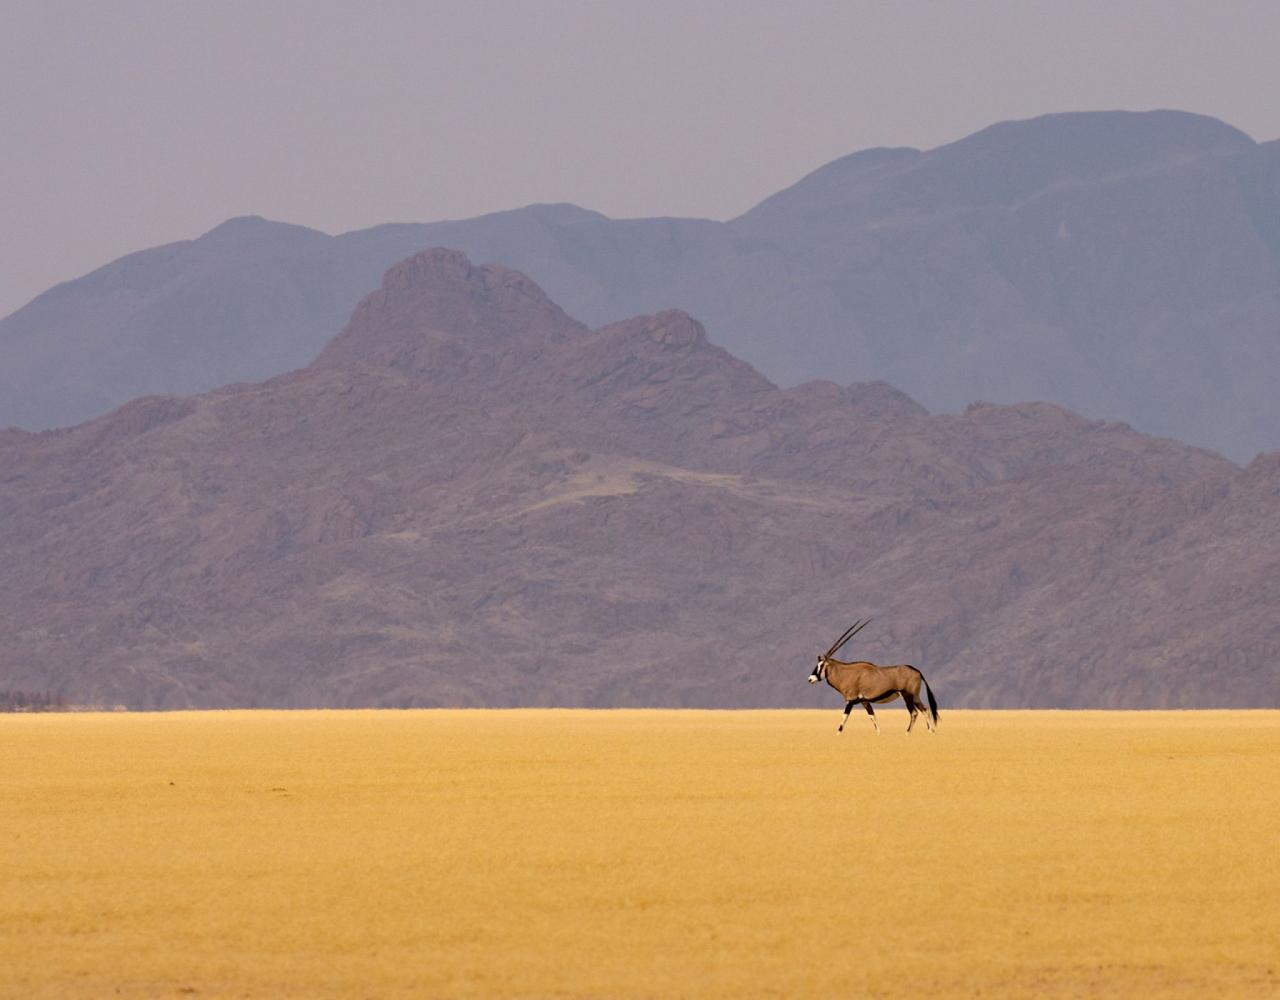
[3,110,1279,460]
[1,250,1274,709]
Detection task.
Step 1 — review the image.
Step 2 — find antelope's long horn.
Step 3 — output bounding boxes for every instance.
[824,622,857,656]
[829,617,872,657]
[826,618,866,657]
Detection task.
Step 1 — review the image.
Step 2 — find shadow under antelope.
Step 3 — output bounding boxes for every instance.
[808,619,939,735]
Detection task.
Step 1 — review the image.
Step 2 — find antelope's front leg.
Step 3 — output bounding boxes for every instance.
[838,699,857,733]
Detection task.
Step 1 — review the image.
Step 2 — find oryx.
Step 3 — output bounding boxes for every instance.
[808,619,939,735]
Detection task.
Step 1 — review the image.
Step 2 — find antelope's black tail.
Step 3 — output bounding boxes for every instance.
[919,672,939,726]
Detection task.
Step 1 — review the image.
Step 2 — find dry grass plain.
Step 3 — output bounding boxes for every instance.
[2,709,1277,999]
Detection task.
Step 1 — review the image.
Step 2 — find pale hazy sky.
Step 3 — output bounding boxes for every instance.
[3,0,1278,318]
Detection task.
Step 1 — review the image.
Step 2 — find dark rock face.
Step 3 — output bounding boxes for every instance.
[4,111,1280,460]
[1,251,1275,710]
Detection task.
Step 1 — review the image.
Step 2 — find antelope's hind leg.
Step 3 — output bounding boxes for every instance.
[863,701,880,735]
[838,700,857,733]
[903,692,919,734]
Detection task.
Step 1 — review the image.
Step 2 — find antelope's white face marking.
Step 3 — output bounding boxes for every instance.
[809,658,825,684]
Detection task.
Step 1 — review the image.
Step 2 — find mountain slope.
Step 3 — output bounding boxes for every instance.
[726,110,1280,458]
[4,110,1279,460]
[1,250,1274,710]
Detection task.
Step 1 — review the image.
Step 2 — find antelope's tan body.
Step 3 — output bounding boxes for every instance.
[819,659,924,702]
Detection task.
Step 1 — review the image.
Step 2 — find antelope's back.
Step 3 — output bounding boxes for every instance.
[878,663,922,687]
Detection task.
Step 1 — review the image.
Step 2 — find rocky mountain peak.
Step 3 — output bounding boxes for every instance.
[588,309,711,353]
[632,310,707,349]
[312,249,587,372]
[1243,451,1280,485]
[379,246,475,289]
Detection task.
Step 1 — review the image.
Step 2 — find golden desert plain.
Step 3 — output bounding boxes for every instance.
[2,709,1277,999]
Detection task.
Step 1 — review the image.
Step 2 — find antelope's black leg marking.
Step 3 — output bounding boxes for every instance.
[863,701,880,735]
[838,699,856,732]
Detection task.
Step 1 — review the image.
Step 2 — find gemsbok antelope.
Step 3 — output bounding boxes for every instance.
[808,619,939,735]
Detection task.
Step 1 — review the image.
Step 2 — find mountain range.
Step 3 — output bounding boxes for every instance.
[3,109,1279,461]
[2,249,1275,709]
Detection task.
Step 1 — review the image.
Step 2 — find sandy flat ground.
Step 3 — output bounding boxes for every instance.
[2,709,1277,998]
